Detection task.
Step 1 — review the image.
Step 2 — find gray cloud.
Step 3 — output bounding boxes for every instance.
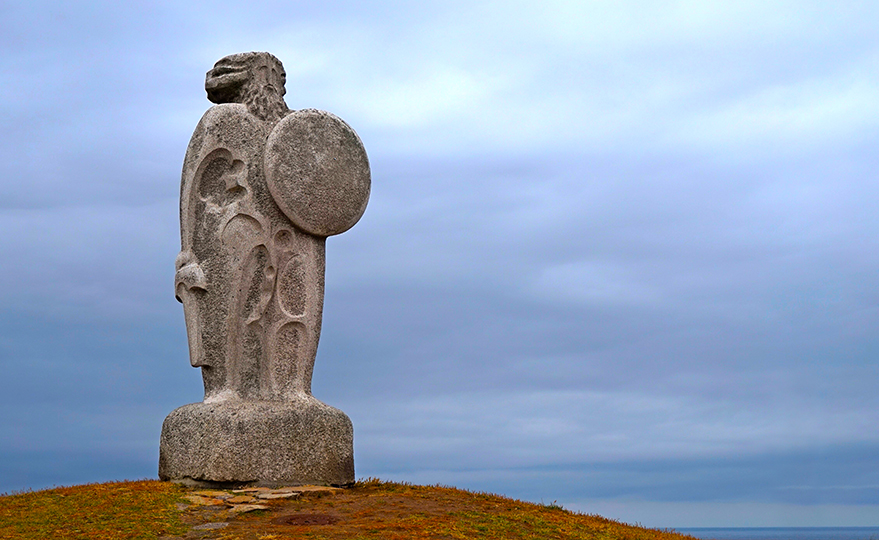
[2,0,878,527]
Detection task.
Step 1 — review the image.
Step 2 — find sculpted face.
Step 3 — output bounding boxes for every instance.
[204,52,288,116]
[205,55,250,104]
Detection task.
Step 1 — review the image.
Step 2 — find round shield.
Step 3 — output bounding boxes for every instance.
[264,109,370,237]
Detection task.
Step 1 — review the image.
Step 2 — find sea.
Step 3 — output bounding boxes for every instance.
[674,528,879,540]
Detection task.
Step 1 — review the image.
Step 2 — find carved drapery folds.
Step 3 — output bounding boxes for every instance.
[175,52,370,403]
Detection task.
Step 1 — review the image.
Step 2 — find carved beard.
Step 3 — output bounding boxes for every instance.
[242,81,289,123]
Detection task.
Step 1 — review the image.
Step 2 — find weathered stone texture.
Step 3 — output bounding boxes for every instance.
[160,51,368,487]
[159,398,354,486]
[265,109,371,237]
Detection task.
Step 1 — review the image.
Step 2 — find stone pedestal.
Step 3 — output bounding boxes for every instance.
[159,397,354,487]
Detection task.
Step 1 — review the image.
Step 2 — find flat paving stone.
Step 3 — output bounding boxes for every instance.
[192,522,229,530]
[257,492,300,499]
[228,504,269,514]
[227,495,257,503]
[184,495,228,506]
[193,490,231,499]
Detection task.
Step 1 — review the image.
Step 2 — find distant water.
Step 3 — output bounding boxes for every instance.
[675,528,879,540]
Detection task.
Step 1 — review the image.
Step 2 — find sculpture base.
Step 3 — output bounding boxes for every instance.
[159,397,354,487]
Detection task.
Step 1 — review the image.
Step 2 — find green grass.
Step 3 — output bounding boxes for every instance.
[0,480,188,539]
[0,478,698,540]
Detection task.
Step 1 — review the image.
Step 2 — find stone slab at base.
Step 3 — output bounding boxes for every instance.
[159,397,354,487]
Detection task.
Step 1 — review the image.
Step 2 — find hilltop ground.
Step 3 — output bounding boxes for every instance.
[0,478,699,540]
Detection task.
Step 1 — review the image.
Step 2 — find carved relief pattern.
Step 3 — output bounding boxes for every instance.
[175,52,367,405]
[177,105,325,403]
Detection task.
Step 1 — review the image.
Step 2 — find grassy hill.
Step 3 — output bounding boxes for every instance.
[0,478,698,539]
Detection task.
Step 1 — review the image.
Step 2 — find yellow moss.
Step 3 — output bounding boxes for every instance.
[0,478,697,540]
[0,480,188,540]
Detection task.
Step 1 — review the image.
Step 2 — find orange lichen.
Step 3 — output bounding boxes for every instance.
[0,478,697,540]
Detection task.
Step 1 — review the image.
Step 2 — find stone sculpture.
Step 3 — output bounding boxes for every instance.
[159,52,369,487]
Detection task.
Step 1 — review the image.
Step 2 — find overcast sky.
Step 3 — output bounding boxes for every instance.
[2,0,879,529]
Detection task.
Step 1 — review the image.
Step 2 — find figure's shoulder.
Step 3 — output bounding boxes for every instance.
[194,103,266,133]
[182,104,270,176]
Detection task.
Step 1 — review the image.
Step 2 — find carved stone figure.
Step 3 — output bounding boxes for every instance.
[159,52,369,487]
